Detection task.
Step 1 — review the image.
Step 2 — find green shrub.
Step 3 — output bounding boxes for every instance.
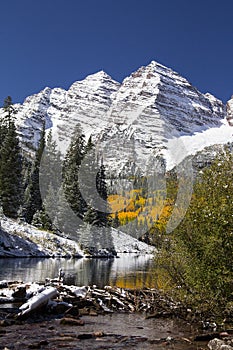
[155,149,233,316]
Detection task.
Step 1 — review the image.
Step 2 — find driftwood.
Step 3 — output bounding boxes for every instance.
[18,287,57,316]
[0,279,187,321]
[0,297,15,304]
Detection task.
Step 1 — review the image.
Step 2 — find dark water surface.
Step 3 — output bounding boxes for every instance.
[0,253,155,288]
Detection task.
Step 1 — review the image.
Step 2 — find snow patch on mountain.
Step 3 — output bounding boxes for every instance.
[165,118,233,170]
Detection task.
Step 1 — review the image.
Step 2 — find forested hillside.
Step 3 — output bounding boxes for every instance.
[0,97,114,254]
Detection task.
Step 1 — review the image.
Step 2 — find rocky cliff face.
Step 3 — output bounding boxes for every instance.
[5,71,120,156]
[0,61,231,174]
[94,61,226,174]
[227,96,233,126]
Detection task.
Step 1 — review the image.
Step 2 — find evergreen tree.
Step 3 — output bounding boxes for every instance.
[0,97,22,218]
[96,161,109,226]
[22,123,45,223]
[79,145,96,201]
[53,185,79,237]
[79,148,110,227]
[62,129,114,250]
[38,131,63,229]
[85,135,94,154]
[32,208,53,231]
[43,183,58,223]
[0,98,8,149]
[40,130,62,196]
[3,96,15,122]
[79,203,114,252]
[113,212,120,228]
[79,154,114,251]
[63,126,86,219]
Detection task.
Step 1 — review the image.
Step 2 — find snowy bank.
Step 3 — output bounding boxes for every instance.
[0,217,83,258]
[0,217,154,258]
[111,229,155,254]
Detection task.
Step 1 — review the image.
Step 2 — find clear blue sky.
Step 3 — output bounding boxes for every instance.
[0,0,232,106]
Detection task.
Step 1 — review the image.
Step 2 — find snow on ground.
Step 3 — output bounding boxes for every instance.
[0,217,83,258]
[165,119,233,170]
[111,228,155,254]
[0,217,154,258]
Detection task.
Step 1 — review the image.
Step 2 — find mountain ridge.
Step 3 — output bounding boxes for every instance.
[0,60,232,173]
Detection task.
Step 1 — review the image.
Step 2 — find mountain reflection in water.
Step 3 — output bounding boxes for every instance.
[0,254,155,288]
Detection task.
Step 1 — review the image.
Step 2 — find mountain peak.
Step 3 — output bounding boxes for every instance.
[68,70,120,93]
[0,61,228,174]
[148,60,169,69]
[84,70,116,82]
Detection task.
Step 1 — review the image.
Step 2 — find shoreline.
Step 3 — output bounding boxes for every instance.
[0,280,205,349]
[0,217,155,259]
[1,280,233,349]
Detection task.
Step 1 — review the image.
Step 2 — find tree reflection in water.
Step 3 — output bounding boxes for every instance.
[0,254,154,288]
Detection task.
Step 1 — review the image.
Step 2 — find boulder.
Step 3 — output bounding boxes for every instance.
[12,286,26,300]
[208,338,233,350]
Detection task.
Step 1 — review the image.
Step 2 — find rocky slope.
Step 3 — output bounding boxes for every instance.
[0,60,231,174]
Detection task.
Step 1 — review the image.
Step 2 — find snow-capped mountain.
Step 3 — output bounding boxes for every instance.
[0,61,232,173]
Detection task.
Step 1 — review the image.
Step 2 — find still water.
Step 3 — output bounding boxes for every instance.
[0,254,155,288]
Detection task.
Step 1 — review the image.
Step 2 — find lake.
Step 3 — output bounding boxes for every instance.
[0,253,155,288]
[0,254,207,349]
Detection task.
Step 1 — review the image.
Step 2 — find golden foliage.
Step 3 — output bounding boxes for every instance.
[108,187,174,228]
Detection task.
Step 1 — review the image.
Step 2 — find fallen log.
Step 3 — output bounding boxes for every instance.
[18,287,57,316]
[0,297,14,304]
[194,332,223,342]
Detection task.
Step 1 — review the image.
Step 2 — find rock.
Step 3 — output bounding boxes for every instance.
[0,319,12,327]
[77,333,93,339]
[75,299,96,309]
[93,331,104,338]
[0,281,8,289]
[51,302,71,314]
[89,309,98,316]
[227,97,233,126]
[220,332,230,338]
[64,305,80,317]
[208,338,233,350]
[12,285,27,300]
[166,336,173,341]
[51,336,78,342]
[79,308,90,316]
[60,317,85,326]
